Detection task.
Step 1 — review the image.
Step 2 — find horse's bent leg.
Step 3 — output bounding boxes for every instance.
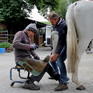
[51,31,59,54]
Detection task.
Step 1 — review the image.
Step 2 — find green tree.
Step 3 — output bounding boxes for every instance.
[52,0,79,20]
[0,0,60,24]
[54,0,68,20]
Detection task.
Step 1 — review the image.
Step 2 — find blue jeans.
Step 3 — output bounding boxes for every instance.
[50,46,67,83]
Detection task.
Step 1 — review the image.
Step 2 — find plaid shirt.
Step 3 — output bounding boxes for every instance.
[13,30,38,62]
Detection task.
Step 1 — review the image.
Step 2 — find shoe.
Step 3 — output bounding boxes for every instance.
[54,82,68,91]
[23,80,40,90]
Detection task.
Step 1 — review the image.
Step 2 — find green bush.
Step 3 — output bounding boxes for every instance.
[0,41,11,48]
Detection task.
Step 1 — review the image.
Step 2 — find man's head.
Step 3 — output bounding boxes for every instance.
[25,23,38,37]
[48,11,59,26]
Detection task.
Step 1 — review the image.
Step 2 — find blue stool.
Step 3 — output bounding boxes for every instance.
[10,66,30,87]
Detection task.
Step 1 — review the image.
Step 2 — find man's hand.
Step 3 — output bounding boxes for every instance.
[50,53,58,62]
[30,44,38,50]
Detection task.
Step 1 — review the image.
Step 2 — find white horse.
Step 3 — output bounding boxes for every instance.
[66,0,93,90]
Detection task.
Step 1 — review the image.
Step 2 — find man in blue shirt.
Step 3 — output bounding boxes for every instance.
[48,11,68,91]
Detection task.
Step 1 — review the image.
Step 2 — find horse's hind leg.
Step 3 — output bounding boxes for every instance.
[72,40,87,90]
[72,59,80,86]
[72,61,86,90]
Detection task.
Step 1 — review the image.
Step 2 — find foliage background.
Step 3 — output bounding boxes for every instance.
[0,0,79,24]
[0,0,79,33]
[0,0,60,24]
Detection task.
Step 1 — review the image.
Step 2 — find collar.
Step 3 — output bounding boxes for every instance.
[54,17,62,28]
[57,17,62,26]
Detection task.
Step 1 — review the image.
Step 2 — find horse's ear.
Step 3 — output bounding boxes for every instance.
[43,55,50,63]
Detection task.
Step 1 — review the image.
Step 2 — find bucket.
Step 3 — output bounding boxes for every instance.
[0,48,6,53]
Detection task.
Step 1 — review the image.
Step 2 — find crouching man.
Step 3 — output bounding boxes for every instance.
[12,23,60,90]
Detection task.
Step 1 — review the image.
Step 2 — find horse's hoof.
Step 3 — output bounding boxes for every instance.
[76,85,86,90]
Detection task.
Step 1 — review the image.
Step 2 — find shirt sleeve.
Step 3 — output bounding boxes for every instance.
[30,50,38,57]
[12,32,30,50]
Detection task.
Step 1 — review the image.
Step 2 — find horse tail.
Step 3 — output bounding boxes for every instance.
[66,3,79,73]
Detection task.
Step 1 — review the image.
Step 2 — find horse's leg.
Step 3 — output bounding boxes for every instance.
[72,40,87,90]
[72,61,86,90]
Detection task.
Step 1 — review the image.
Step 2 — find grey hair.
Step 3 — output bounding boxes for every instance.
[48,11,59,20]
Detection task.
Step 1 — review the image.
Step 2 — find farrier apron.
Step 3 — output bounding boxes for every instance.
[17,56,50,76]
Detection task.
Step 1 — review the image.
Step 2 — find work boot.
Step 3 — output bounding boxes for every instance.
[23,79,40,90]
[54,82,68,91]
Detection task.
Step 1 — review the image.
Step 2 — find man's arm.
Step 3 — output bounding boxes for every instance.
[30,50,40,60]
[13,32,30,50]
[55,25,67,54]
